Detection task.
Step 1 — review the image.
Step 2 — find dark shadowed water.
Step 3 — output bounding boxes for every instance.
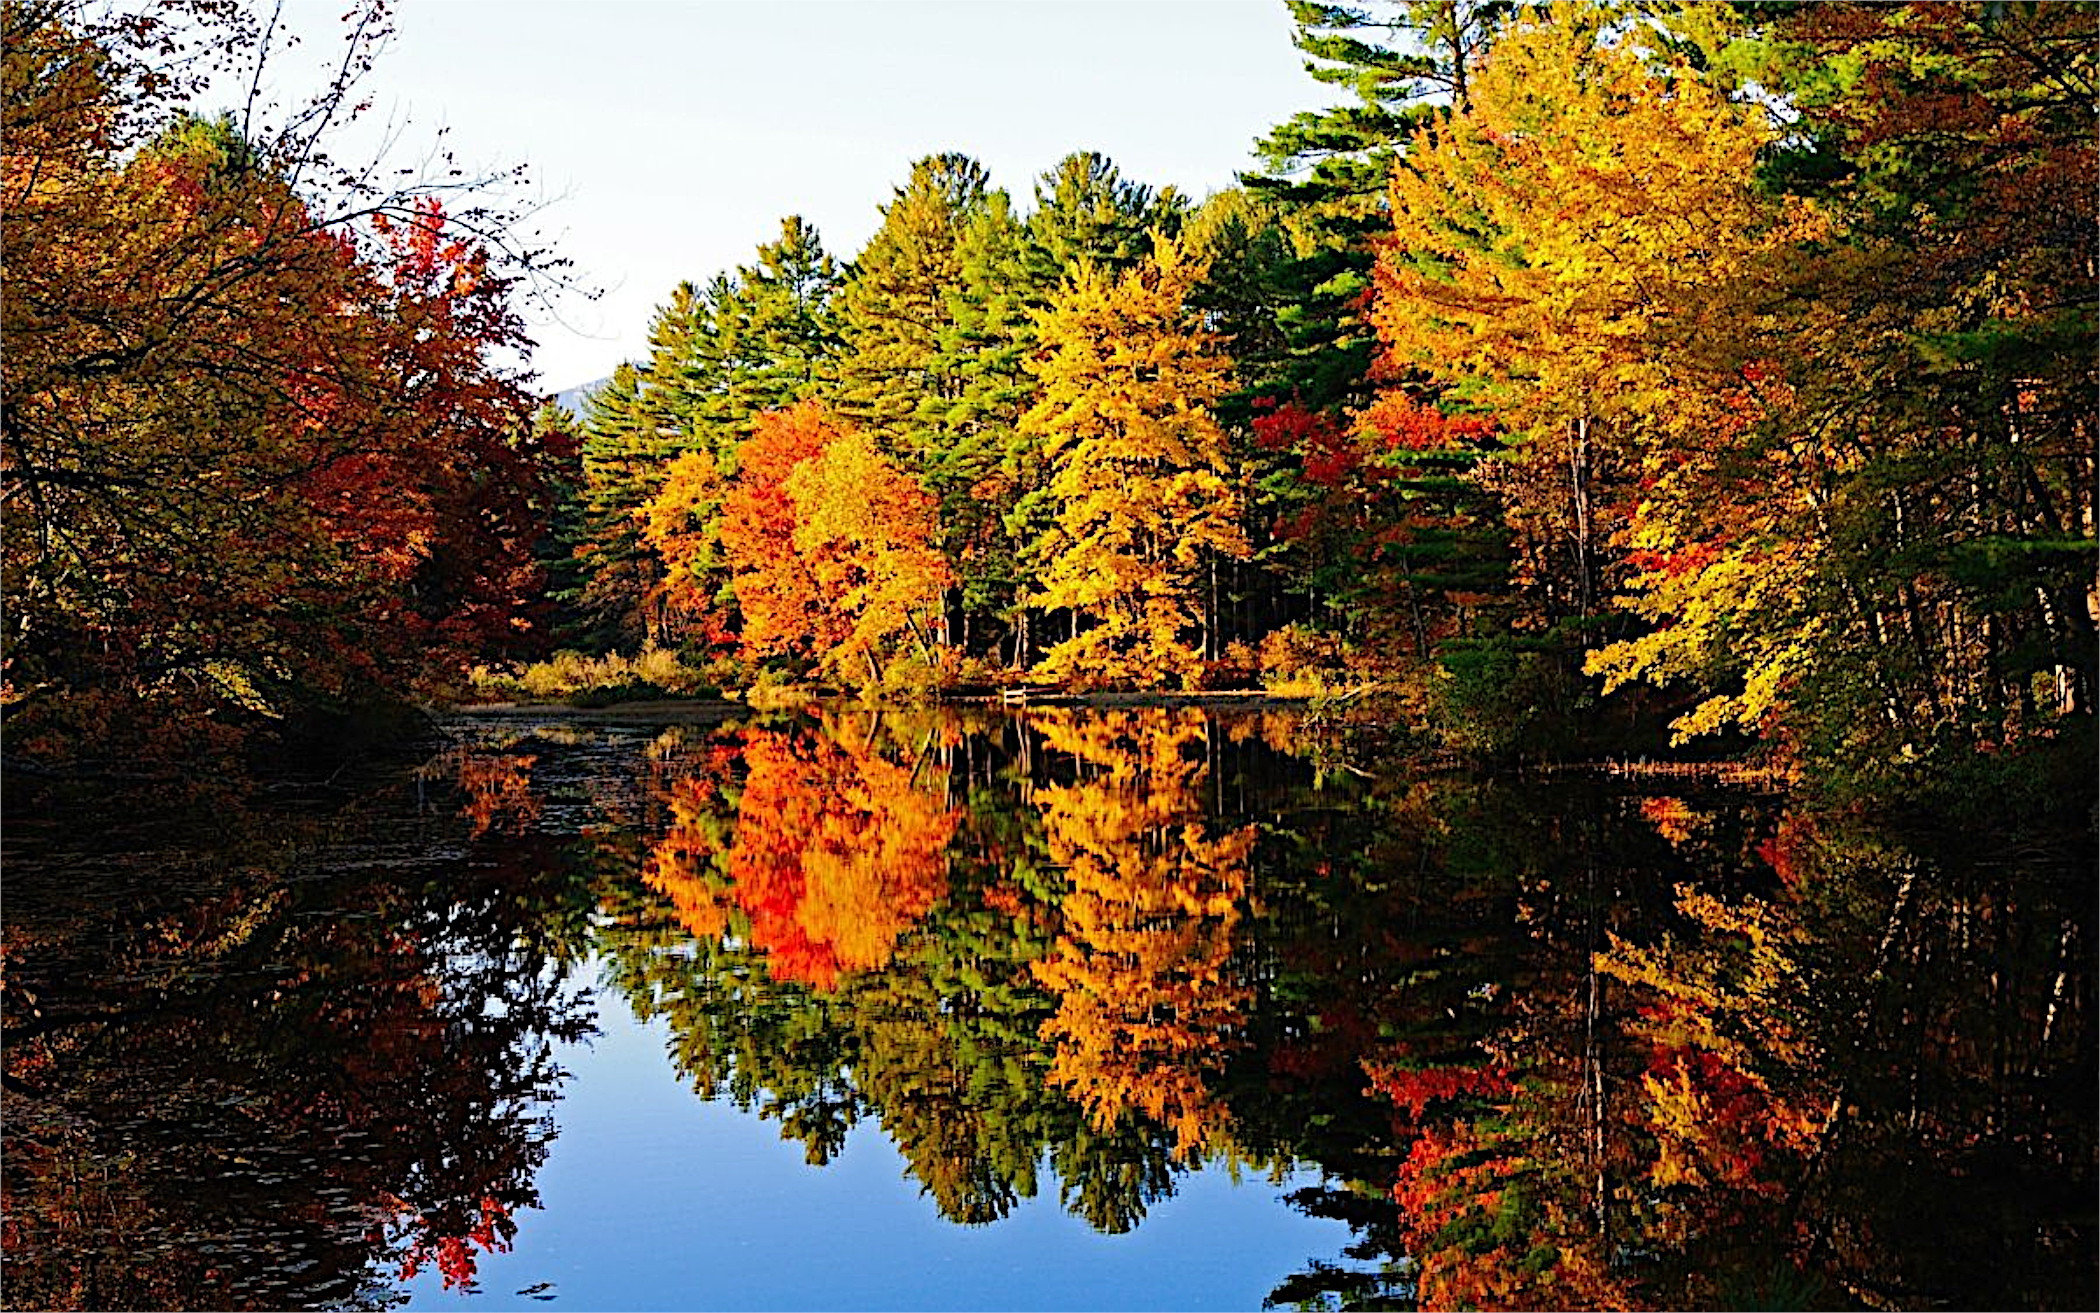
[3,706,2093,1310]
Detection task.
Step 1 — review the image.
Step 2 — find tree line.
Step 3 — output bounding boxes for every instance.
[549,0,2096,788]
[5,0,2092,788]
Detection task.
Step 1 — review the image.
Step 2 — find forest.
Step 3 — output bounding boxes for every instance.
[3,4,2095,1308]
[4,0,2095,798]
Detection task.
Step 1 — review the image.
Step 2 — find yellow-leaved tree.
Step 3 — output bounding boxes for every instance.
[1371,1,1836,739]
[1027,710,1256,1158]
[1020,238,1249,688]
[636,450,731,648]
[785,426,952,690]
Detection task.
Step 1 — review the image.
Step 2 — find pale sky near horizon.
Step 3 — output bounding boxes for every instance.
[262,0,1337,393]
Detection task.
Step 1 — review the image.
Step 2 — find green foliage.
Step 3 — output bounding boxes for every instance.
[566,220,841,649]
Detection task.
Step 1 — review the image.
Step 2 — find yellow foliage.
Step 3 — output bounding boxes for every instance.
[636,449,728,640]
[1372,3,1843,740]
[1022,240,1250,688]
[1026,710,1255,1157]
[784,426,952,690]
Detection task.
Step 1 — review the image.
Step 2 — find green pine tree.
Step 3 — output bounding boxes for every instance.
[567,220,843,648]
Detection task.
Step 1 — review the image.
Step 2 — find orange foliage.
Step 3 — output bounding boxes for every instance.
[641,769,739,943]
[713,402,948,684]
[1386,1113,1644,1312]
[717,402,844,660]
[454,753,540,838]
[1637,796,1705,848]
[1028,711,1255,1157]
[642,718,958,990]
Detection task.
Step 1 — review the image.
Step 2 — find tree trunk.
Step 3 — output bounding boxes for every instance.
[1572,414,1594,622]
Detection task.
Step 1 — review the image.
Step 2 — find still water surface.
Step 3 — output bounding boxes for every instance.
[4,706,2092,1310]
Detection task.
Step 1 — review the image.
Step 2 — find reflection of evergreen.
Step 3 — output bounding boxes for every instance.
[850,882,1061,1223]
[1049,1120,1178,1235]
[596,890,865,1164]
[577,709,2092,1310]
[1735,815,2097,1311]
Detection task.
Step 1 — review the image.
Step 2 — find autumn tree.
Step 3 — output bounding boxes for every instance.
[2,5,561,753]
[713,400,842,665]
[1582,1,2098,774]
[1366,0,2095,775]
[634,448,732,648]
[1021,240,1251,687]
[691,400,950,689]
[785,427,953,689]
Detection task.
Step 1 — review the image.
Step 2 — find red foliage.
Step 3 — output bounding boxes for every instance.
[395,1196,514,1290]
[1253,399,1361,488]
[1756,811,1819,889]
[1366,1061,1512,1119]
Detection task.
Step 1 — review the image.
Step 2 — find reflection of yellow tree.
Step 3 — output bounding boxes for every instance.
[1601,883,1830,1201]
[640,715,957,990]
[1028,710,1254,1157]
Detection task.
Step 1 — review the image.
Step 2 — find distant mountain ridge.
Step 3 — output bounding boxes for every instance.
[550,376,613,418]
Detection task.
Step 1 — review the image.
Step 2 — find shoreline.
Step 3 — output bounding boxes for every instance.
[442,687,1346,719]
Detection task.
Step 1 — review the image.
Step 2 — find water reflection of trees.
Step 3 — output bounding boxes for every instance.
[1,756,598,1311]
[1031,711,1256,1161]
[586,708,2094,1311]
[16,711,2080,1309]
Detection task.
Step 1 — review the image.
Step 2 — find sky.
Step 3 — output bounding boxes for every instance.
[261,0,1337,394]
[403,967,1355,1311]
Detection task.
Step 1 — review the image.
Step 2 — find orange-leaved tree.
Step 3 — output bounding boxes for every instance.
[715,401,844,665]
[708,400,950,689]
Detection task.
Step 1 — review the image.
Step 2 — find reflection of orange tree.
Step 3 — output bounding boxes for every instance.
[604,710,1250,1234]
[641,714,957,991]
[454,751,542,838]
[1027,710,1255,1158]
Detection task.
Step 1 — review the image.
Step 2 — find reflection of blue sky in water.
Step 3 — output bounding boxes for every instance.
[406,960,1349,1311]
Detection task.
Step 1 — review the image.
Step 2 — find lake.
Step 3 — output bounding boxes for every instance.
[3,705,2092,1310]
